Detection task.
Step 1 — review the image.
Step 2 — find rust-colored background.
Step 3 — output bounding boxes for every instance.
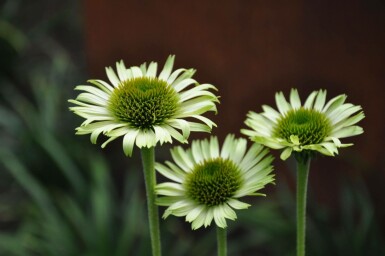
[83,0,384,222]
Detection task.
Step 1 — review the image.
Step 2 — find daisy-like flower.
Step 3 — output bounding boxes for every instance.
[69,55,219,156]
[155,134,275,230]
[241,89,364,161]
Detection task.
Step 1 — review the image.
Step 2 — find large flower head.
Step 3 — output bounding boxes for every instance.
[69,55,219,156]
[155,135,275,229]
[242,89,364,161]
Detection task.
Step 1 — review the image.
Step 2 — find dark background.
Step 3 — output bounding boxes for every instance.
[0,0,384,255]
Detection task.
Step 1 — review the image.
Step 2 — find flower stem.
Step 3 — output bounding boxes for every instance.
[141,147,161,256]
[296,158,310,256]
[216,227,227,256]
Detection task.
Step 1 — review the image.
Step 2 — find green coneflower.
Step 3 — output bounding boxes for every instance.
[69,55,219,256]
[241,88,364,161]
[155,134,274,229]
[69,55,219,156]
[242,88,364,256]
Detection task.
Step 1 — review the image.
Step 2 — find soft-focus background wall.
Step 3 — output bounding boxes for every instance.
[1,0,384,255]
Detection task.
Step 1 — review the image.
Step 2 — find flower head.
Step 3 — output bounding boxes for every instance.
[155,135,274,229]
[69,55,219,156]
[242,89,364,161]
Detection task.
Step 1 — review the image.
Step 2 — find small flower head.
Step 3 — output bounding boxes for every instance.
[155,135,275,229]
[69,55,219,156]
[241,89,364,161]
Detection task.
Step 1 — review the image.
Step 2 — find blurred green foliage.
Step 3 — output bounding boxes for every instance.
[0,0,384,255]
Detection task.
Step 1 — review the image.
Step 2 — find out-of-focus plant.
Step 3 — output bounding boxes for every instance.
[0,1,151,254]
[231,174,385,256]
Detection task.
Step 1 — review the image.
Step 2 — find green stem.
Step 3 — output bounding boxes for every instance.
[296,158,310,256]
[141,147,161,256]
[216,227,227,256]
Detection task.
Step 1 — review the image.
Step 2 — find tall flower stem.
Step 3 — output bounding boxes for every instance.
[216,227,227,256]
[296,158,310,256]
[141,147,161,256]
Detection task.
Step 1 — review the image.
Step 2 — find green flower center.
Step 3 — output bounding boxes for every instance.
[184,158,242,206]
[108,77,180,129]
[273,108,332,145]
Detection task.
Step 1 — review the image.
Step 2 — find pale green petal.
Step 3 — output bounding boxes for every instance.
[88,79,114,92]
[168,119,190,139]
[179,84,217,102]
[261,105,281,122]
[227,199,250,209]
[146,61,158,78]
[275,91,291,114]
[220,134,235,159]
[122,129,140,156]
[239,144,268,173]
[303,90,318,109]
[153,125,173,145]
[75,85,110,100]
[190,115,216,129]
[155,163,183,183]
[176,146,195,170]
[140,63,147,74]
[156,182,185,196]
[105,66,120,87]
[229,137,247,164]
[323,94,346,113]
[209,136,220,159]
[185,205,205,222]
[191,210,206,230]
[213,206,227,228]
[221,203,237,220]
[159,55,175,81]
[164,163,187,180]
[331,125,363,139]
[204,207,214,227]
[290,88,301,109]
[156,196,184,206]
[191,140,204,164]
[172,78,197,92]
[167,68,187,85]
[130,66,143,78]
[162,124,188,144]
[201,138,212,160]
[314,89,327,111]
[332,111,364,131]
[290,135,300,145]
[188,122,212,133]
[116,60,128,81]
[325,136,342,147]
[135,130,156,148]
[170,146,191,172]
[280,147,293,160]
[76,92,108,106]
